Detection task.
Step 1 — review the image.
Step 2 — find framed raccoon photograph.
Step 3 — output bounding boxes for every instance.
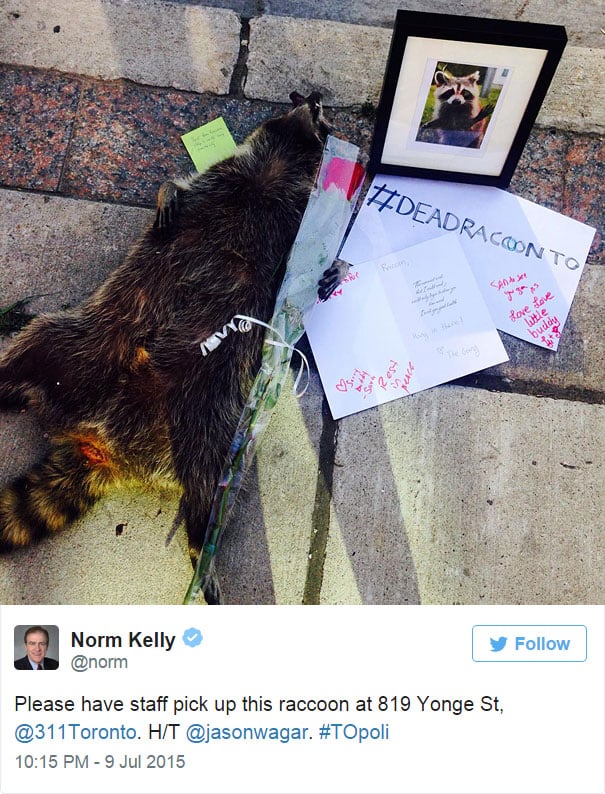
[368,11,567,188]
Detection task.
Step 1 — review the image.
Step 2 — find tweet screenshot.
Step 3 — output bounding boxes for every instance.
[0,605,603,794]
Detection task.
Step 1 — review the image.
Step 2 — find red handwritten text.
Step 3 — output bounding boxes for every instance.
[336,360,415,399]
[495,275,560,348]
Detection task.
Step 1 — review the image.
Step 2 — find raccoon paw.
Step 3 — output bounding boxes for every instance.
[153,181,180,230]
[317,259,350,301]
[202,571,224,606]
[0,376,31,411]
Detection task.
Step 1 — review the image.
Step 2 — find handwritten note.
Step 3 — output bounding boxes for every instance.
[304,234,508,419]
[181,117,236,172]
[339,175,596,350]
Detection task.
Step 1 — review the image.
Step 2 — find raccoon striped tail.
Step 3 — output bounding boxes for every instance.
[0,434,117,552]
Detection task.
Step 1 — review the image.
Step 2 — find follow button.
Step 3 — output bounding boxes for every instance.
[472,625,587,662]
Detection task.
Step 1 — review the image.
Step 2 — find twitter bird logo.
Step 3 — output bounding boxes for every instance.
[490,636,507,652]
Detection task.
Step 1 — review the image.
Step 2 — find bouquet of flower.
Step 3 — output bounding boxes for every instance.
[184,135,363,604]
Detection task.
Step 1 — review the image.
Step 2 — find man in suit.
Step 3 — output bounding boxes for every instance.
[14,626,59,670]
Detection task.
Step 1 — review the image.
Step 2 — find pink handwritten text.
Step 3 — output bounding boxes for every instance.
[335,359,415,399]
[496,275,561,348]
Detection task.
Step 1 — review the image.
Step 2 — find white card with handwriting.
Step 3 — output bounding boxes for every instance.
[305,234,508,419]
[339,175,596,351]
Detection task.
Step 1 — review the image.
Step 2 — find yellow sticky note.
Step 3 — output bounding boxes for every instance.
[181,117,237,172]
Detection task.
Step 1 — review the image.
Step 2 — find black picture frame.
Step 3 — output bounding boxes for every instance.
[368,11,567,188]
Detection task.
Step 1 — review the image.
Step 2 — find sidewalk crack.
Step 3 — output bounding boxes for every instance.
[229,17,251,97]
[56,75,88,196]
[302,397,338,604]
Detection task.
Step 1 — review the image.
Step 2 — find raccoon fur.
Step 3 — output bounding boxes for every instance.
[420,70,493,148]
[0,91,330,579]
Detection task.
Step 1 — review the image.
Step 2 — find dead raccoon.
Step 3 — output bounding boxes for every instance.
[0,91,330,585]
[420,70,493,148]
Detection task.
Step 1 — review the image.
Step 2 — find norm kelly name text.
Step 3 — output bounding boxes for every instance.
[72,631,175,651]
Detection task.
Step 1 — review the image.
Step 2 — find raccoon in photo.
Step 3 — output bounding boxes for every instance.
[419,69,494,148]
[0,91,331,589]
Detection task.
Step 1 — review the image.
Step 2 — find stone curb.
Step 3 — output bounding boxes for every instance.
[1,0,604,133]
[0,0,241,95]
[246,18,605,134]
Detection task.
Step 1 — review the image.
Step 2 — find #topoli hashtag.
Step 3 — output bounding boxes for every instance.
[318,723,390,743]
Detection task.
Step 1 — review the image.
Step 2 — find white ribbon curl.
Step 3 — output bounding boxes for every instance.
[199,314,309,396]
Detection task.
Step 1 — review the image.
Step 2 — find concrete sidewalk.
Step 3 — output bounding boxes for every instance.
[0,0,603,604]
